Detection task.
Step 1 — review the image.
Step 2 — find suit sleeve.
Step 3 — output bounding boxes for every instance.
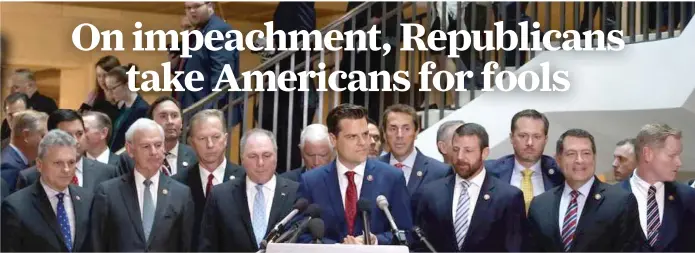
[15,172,28,191]
[619,193,645,251]
[410,188,430,252]
[295,175,337,244]
[180,188,195,252]
[376,172,412,245]
[198,188,220,251]
[90,184,109,252]
[1,201,22,251]
[503,190,526,252]
[524,198,542,252]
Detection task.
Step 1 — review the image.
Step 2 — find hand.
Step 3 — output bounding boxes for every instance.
[355,233,378,245]
[342,235,361,245]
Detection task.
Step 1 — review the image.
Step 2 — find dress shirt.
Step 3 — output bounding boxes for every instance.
[452,168,486,223]
[389,149,417,184]
[166,142,179,175]
[630,170,665,238]
[41,180,75,243]
[75,158,84,187]
[199,158,227,196]
[87,148,111,165]
[510,159,545,196]
[558,177,594,232]
[134,169,160,220]
[336,159,366,209]
[246,175,276,224]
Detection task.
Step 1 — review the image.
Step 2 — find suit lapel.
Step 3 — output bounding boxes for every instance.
[149,174,172,245]
[359,161,376,201]
[540,157,560,190]
[119,174,146,242]
[177,144,192,173]
[267,177,290,235]
[656,183,679,251]
[233,179,257,246]
[550,185,564,249]
[442,176,458,250]
[407,152,426,194]
[499,158,514,184]
[31,182,65,250]
[70,186,89,251]
[223,162,242,182]
[108,152,120,166]
[186,166,206,204]
[463,173,494,249]
[324,161,346,231]
[378,154,389,164]
[81,159,94,188]
[572,179,606,250]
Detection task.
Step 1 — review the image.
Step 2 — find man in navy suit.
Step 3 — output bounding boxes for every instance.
[298,104,412,245]
[619,123,695,252]
[527,129,643,251]
[1,110,47,192]
[414,123,526,252]
[379,104,450,197]
[281,124,334,182]
[179,1,242,126]
[485,109,564,210]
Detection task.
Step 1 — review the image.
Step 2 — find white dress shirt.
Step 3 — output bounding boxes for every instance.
[75,158,84,187]
[630,170,665,238]
[510,159,546,197]
[134,170,160,220]
[41,181,75,243]
[246,175,276,224]
[336,158,366,209]
[199,158,227,196]
[87,148,111,165]
[165,142,179,175]
[558,177,594,232]
[389,149,417,184]
[452,168,486,223]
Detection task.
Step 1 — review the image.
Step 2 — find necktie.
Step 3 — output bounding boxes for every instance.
[56,193,73,252]
[162,155,172,176]
[394,163,404,169]
[454,181,470,250]
[561,191,579,252]
[344,171,357,235]
[647,186,660,247]
[71,175,79,186]
[205,173,214,197]
[142,179,155,241]
[252,184,267,248]
[520,169,534,212]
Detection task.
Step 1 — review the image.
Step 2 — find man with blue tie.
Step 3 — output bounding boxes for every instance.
[526,129,643,251]
[2,130,93,252]
[485,109,564,210]
[619,123,695,252]
[414,123,526,252]
[298,104,413,245]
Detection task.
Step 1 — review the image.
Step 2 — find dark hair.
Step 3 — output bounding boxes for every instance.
[82,111,113,141]
[4,92,29,109]
[147,96,182,119]
[510,109,549,135]
[556,128,596,155]
[381,104,420,134]
[326,104,368,136]
[453,123,489,150]
[94,55,121,101]
[367,118,377,126]
[106,63,138,85]
[48,109,84,131]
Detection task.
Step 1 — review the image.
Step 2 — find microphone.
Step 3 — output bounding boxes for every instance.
[376,195,406,245]
[357,199,372,245]
[412,226,436,252]
[308,218,325,244]
[262,198,309,246]
[275,204,321,243]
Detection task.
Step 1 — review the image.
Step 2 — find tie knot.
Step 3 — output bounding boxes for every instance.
[649,185,657,194]
[255,184,263,191]
[460,180,470,190]
[143,179,153,187]
[208,173,215,181]
[521,169,534,177]
[345,171,356,178]
[394,163,404,169]
[56,192,65,200]
[570,190,579,198]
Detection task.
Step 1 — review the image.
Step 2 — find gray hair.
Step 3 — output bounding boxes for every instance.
[38,129,77,159]
[616,138,636,154]
[437,120,465,143]
[635,123,682,161]
[11,110,48,137]
[299,124,333,149]
[187,109,226,137]
[13,69,36,83]
[125,118,164,143]
[83,111,113,140]
[240,128,278,156]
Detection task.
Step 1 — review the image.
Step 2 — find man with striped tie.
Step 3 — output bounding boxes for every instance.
[413,123,526,252]
[526,129,643,251]
[618,123,695,252]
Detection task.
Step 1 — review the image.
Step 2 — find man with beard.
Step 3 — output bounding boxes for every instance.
[413,123,526,252]
[612,138,637,182]
[486,109,564,211]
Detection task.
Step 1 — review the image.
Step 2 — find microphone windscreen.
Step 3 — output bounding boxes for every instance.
[293,198,309,212]
[305,204,322,218]
[376,195,389,209]
[357,199,372,213]
[308,218,325,239]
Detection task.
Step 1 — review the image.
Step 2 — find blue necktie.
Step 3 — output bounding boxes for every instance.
[142,179,155,241]
[252,184,267,247]
[56,193,73,252]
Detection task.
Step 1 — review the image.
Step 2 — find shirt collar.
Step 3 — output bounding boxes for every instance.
[40,179,70,199]
[199,157,227,182]
[88,148,111,162]
[134,168,161,186]
[514,158,541,174]
[336,158,366,177]
[167,142,179,157]
[389,148,418,167]
[455,167,487,188]
[563,176,595,197]
[631,169,664,190]
[246,174,277,192]
[76,158,83,173]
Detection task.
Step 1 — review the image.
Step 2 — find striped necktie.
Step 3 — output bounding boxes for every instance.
[646,186,660,247]
[454,181,470,250]
[561,191,579,252]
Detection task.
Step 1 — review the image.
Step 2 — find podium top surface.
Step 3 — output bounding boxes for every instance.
[266,243,410,253]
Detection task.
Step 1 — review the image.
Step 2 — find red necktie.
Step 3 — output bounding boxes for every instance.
[71,175,79,185]
[344,171,357,235]
[394,163,404,169]
[205,173,214,197]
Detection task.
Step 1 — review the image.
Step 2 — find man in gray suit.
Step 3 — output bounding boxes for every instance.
[90,118,194,252]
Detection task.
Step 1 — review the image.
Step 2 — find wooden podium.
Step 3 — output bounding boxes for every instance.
[266,243,410,253]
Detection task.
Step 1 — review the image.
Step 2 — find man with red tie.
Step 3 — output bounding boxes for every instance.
[16,109,116,192]
[297,104,413,245]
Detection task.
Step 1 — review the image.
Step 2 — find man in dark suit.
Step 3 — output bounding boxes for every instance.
[485,109,564,210]
[527,129,643,251]
[612,138,637,182]
[173,109,244,248]
[179,2,242,127]
[147,96,197,176]
[379,104,450,197]
[90,119,195,252]
[281,124,334,182]
[10,69,58,115]
[1,110,47,192]
[619,123,695,252]
[199,128,299,251]
[414,123,526,252]
[82,111,120,167]
[15,109,116,191]
[1,92,29,146]
[1,130,93,252]
[298,104,413,245]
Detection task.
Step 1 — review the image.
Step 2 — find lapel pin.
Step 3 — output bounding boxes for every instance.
[229,175,235,180]
[281,192,286,196]
[163,189,168,195]
[594,193,602,200]
[668,195,675,201]
[548,169,555,175]
[182,161,189,167]
[416,171,423,177]
[483,194,490,200]
[75,195,81,201]
[367,175,373,182]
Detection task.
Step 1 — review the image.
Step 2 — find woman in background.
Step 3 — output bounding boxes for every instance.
[80,55,121,121]
[105,64,150,152]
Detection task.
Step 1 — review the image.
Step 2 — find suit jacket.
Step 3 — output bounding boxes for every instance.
[1,146,30,193]
[1,178,9,200]
[527,177,643,251]
[413,172,526,252]
[1,182,93,252]
[16,158,117,192]
[90,172,195,252]
[688,179,694,187]
[297,159,413,245]
[485,154,564,191]
[28,91,58,115]
[379,149,451,196]
[172,161,245,248]
[116,143,197,176]
[199,176,299,252]
[619,180,695,252]
[109,95,150,152]
[106,151,121,168]
[280,166,306,182]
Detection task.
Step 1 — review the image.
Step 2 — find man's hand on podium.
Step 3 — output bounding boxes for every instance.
[342,233,377,245]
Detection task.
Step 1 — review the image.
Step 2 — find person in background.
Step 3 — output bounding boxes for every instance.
[147,96,197,176]
[281,124,334,182]
[1,92,30,148]
[613,138,637,182]
[82,111,120,167]
[0,110,47,192]
[436,120,465,165]
[367,119,382,158]
[79,55,121,122]
[105,64,150,152]
[1,130,94,252]
[167,16,194,88]
[10,69,57,115]
[579,2,617,34]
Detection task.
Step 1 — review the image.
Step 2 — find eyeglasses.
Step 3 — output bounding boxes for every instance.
[104,82,124,92]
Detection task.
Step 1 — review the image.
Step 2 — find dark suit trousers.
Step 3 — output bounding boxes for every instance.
[493,2,532,67]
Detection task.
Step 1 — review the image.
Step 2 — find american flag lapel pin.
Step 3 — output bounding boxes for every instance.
[163,189,168,195]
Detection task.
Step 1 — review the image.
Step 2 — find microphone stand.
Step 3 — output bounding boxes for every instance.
[413,227,436,252]
[389,229,407,246]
